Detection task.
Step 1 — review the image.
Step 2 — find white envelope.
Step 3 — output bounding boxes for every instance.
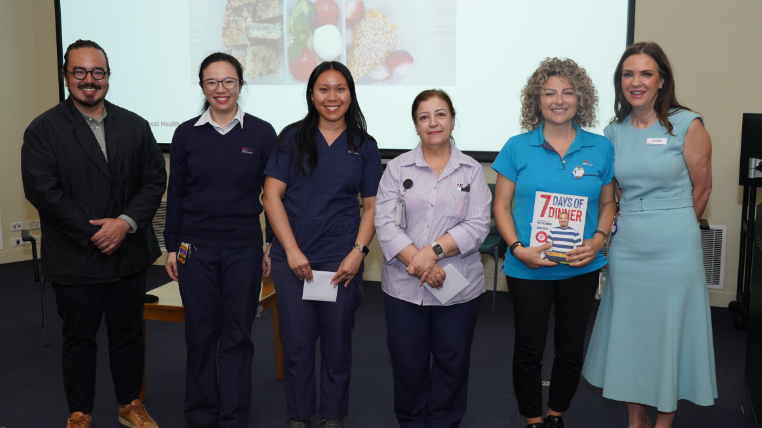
[423,264,470,304]
[302,270,339,302]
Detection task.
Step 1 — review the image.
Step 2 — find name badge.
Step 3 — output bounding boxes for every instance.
[646,138,667,145]
[395,196,407,229]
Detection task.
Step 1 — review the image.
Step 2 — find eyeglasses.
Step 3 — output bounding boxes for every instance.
[202,78,239,91]
[66,67,108,80]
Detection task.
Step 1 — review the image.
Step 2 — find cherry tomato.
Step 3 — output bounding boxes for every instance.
[314,0,340,27]
[289,46,317,81]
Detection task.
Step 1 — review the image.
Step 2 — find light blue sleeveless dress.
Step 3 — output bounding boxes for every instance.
[582,109,718,411]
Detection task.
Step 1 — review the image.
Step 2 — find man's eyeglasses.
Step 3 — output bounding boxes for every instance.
[202,78,239,91]
[66,67,108,80]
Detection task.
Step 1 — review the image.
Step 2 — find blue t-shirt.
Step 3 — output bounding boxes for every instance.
[265,128,383,263]
[491,122,614,280]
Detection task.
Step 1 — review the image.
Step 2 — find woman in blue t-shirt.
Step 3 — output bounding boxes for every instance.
[263,61,382,428]
[491,58,616,428]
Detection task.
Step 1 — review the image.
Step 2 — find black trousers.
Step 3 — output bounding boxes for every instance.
[53,269,146,414]
[506,270,600,418]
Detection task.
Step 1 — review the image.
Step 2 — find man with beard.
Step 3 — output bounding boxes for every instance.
[21,40,166,428]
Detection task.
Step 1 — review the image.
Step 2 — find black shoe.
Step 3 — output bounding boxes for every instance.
[286,419,311,428]
[526,423,545,428]
[544,415,564,428]
[320,419,346,428]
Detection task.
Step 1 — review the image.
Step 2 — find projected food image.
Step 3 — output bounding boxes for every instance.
[285,0,420,84]
[221,0,284,81]
[212,0,429,85]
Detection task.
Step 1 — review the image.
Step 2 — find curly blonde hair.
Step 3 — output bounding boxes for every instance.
[520,57,598,131]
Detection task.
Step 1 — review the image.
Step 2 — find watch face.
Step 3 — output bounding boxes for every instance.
[433,244,443,255]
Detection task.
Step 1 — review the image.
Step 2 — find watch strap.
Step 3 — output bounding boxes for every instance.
[430,242,445,260]
[354,243,369,257]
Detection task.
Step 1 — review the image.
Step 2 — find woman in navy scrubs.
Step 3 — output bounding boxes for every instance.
[164,52,277,428]
[263,61,382,428]
[491,58,616,428]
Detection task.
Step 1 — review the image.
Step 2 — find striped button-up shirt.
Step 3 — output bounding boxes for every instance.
[375,143,492,306]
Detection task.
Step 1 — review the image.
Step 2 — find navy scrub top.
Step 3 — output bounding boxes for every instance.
[264,128,383,263]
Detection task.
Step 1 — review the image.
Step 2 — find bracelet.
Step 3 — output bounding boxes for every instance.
[593,229,610,240]
[509,241,523,255]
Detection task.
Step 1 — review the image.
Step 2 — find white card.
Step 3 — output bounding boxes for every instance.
[423,264,471,304]
[302,270,339,302]
[646,138,667,145]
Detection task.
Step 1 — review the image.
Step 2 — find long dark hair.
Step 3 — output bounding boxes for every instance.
[612,42,692,135]
[275,61,373,175]
[198,52,245,112]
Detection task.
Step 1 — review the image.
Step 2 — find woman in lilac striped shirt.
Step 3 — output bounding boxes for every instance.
[374,90,491,427]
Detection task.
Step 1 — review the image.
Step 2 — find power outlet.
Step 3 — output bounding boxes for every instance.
[24,235,41,245]
[10,222,22,232]
[10,238,23,247]
[26,220,41,230]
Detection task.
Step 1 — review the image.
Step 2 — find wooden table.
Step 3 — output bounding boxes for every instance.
[141,277,283,401]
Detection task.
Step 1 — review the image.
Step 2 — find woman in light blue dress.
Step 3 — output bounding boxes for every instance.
[582,42,716,428]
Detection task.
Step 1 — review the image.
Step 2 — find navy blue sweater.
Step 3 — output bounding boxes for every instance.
[164,113,276,251]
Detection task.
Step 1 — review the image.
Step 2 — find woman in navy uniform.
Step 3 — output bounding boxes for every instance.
[263,61,382,428]
[164,52,277,428]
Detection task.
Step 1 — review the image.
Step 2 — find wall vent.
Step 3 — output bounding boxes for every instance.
[152,199,167,252]
[702,225,726,289]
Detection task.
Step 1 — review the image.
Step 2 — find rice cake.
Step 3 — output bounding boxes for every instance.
[248,22,283,43]
[256,0,283,21]
[226,0,254,7]
[247,45,279,79]
[222,3,255,46]
[227,44,249,68]
[347,10,397,80]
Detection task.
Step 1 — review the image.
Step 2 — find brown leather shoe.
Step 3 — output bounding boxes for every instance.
[65,412,91,428]
[117,399,159,428]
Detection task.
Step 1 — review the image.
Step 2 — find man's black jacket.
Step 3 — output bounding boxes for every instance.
[21,97,167,285]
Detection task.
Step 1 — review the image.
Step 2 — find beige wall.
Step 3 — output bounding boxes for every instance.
[2,0,762,306]
[0,0,58,264]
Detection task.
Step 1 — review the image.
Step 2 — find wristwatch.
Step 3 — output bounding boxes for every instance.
[593,229,610,240]
[430,242,444,260]
[353,243,369,257]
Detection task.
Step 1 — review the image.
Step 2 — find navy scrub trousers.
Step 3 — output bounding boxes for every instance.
[176,244,263,428]
[271,259,365,421]
[384,293,480,428]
